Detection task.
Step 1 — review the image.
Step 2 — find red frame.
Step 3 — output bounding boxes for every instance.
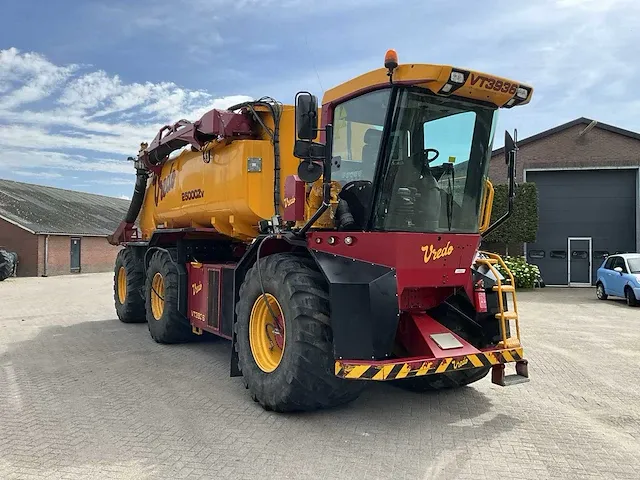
[187,262,231,339]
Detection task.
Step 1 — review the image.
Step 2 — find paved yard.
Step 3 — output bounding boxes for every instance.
[1,273,639,480]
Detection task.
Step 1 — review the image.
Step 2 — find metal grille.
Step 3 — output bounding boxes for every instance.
[207,269,220,328]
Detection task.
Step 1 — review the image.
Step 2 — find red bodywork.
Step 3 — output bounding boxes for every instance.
[309,231,511,369]
[283,175,306,222]
[310,231,480,301]
[187,262,233,339]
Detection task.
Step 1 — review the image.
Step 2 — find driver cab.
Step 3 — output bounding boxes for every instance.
[329,87,487,233]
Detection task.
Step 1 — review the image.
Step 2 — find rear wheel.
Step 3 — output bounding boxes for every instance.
[596,282,608,300]
[234,252,365,412]
[0,250,13,281]
[625,286,637,307]
[145,250,194,343]
[114,248,146,323]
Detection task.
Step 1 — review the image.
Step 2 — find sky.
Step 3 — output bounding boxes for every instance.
[1,0,639,199]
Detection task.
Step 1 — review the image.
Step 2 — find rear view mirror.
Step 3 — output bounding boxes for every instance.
[297,160,323,183]
[504,130,516,165]
[295,92,318,140]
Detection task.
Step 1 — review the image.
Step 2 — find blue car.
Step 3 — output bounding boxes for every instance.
[595,253,640,306]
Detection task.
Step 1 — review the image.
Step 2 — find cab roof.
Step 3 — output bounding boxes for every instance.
[322,63,533,109]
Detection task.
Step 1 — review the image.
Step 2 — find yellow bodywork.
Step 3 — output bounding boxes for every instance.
[139,105,302,240]
[137,62,532,242]
[322,63,532,107]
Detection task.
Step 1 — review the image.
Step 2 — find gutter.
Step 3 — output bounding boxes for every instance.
[43,234,49,277]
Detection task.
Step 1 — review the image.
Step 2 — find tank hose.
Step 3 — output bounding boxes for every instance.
[125,169,148,224]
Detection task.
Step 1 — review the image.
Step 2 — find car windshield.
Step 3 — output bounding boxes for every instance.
[373,88,498,233]
[627,257,640,273]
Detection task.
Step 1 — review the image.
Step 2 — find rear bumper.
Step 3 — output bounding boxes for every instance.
[335,346,524,381]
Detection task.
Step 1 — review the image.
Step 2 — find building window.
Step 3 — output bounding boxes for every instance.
[550,250,566,259]
[593,250,609,259]
[571,250,588,260]
[528,250,545,259]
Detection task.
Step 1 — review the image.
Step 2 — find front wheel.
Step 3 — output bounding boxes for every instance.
[625,287,638,307]
[234,253,365,412]
[596,282,608,300]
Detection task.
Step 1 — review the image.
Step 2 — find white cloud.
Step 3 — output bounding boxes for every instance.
[0,47,252,177]
[0,149,134,175]
[13,170,63,179]
[0,47,77,109]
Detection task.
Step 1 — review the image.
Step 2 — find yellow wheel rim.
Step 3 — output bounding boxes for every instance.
[151,272,165,320]
[249,294,286,373]
[117,266,127,304]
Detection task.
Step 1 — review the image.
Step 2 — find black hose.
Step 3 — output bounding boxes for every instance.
[125,169,148,224]
[227,98,282,217]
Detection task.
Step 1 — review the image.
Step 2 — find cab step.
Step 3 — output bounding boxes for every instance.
[491,360,529,387]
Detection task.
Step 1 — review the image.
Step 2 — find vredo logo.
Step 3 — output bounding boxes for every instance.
[421,241,454,264]
[192,282,203,295]
[154,165,177,206]
[283,196,296,208]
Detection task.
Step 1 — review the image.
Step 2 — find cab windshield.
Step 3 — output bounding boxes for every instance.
[374,88,498,233]
[330,87,497,233]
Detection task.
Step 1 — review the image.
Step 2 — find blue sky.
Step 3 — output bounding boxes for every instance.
[1,0,638,199]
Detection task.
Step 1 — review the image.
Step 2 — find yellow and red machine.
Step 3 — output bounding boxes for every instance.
[110,50,532,412]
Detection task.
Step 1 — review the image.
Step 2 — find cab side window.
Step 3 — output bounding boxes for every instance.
[331,90,389,185]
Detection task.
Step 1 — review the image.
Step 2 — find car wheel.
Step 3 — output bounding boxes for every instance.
[596,282,608,300]
[625,287,638,307]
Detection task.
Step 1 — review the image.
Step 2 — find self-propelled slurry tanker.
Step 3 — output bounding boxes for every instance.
[109,50,531,412]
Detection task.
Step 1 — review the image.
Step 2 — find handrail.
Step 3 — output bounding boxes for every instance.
[475,251,521,347]
[478,179,495,234]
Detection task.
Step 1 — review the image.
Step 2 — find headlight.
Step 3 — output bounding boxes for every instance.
[450,71,465,83]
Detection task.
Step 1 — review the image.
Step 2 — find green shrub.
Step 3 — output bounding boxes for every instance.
[484,182,539,245]
[494,255,541,289]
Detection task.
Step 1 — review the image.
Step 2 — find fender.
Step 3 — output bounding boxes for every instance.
[309,250,399,360]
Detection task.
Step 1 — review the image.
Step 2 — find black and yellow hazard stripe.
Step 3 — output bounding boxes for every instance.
[334,347,524,380]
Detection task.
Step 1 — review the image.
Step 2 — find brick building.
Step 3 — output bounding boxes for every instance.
[488,117,640,286]
[0,179,130,277]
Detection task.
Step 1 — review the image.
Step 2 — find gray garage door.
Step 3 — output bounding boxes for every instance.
[525,169,637,286]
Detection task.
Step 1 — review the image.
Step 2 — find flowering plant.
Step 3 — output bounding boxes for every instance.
[494,255,541,289]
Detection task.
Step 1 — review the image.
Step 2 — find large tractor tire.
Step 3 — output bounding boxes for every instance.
[144,249,193,343]
[114,248,146,323]
[392,366,491,392]
[0,250,12,281]
[234,253,365,412]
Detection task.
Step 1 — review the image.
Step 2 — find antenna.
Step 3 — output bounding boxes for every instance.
[303,33,324,96]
